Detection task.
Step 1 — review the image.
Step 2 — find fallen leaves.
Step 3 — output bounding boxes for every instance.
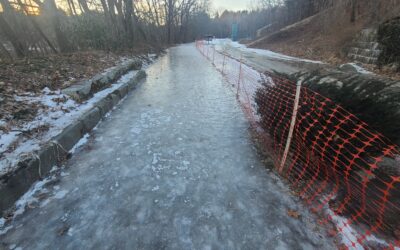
[0,51,122,94]
[57,224,70,236]
[328,229,337,237]
[287,209,301,219]
[52,96,68,104]
[0,51,123,131]
[12,105,39,121]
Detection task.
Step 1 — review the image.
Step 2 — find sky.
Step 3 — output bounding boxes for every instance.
[212,0,253,11]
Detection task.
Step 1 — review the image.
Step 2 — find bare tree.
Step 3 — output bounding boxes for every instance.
[0,0,213,59]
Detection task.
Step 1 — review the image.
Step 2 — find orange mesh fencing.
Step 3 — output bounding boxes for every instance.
[196,40,400,249]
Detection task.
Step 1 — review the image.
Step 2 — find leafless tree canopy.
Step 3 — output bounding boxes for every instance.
[0,0,211,59]
[1,0,399,60]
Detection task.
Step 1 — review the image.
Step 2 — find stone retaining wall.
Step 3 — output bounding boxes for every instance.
[348,28,382,65]
[293,69,400,146]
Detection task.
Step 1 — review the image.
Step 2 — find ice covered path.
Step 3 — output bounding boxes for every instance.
[1,44,335,249]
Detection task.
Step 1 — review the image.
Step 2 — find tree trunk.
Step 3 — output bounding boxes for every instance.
[0,36,14,60]
[123,0,134,44]
[45,0,74,52]
[167,0,174,43]
[350,0,357,23]
[0,14,26,57]
[78,0,90,13]
[67,0,78,15]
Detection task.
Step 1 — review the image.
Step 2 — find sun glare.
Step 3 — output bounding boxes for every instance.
[6,0,40,15]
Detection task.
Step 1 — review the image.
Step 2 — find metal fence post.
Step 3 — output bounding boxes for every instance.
[236,55,243,98]
[222,54,226,74]
[212,47,215,65]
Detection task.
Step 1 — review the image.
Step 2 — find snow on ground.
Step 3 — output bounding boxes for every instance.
[0,130,93,236]
[0,44,335,249]
[347,63,374,75]
[69,133,90,154]
[0,132,20,153]
[0,163,79,237]
[0,54,157,176]
[202,41,398,249]
[0,71,137,175]
[212,38,324,64]
[323,202,399,249]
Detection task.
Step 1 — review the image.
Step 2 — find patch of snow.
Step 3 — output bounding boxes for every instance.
[0,70,141,176]
[53,190,68,199]
[39,199,51,208]
[42,87,52,94]
[213,39,324,64]
[0,224,13,235]
[69,133,90,154]
[348,63,373,74]
[152,153,160,165]
[0,119,6,127]
[326,208,398,249]
[60,172,70,177]
[177,165,189,171]
[0,175,57,234]
[50,165,60,173]
[130,127,142,134]
[67,227,74,236]
[205,46,266,123]
[14,176,53,217]
[0,131,20,152]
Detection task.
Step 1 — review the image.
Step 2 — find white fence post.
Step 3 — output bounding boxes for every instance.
[279,80,302,174]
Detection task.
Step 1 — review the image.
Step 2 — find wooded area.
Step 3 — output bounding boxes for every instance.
[1,0,399,61]
[247,0,390,37]
[0,0,211,59]
[175,0,395,44]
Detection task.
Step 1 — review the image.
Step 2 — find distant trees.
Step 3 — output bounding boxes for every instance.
[350,0,357,23]
[2,0,397,60]
[0,0,211,59]
[252,0,400,38]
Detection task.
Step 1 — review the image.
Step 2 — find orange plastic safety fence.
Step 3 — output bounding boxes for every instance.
[196,40,400,249]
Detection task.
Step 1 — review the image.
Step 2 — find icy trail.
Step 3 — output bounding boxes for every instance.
[0,44,335,249]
